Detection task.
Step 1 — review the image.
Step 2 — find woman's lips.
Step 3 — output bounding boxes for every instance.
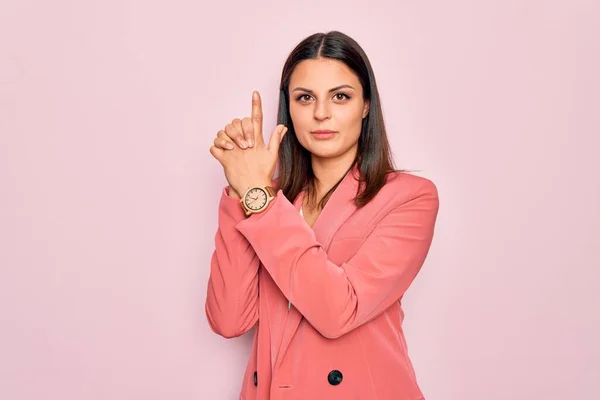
[311,130,337,139]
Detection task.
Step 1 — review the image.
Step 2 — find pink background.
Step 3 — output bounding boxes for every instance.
[1,1,598,399]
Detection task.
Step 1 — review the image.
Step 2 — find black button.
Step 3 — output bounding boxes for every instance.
[253,371,258,386]
[327,370,343,386]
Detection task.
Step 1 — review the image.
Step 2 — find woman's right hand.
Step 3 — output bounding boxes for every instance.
[213,117,256,151]
[212,93,266,198]
[213,118,253,199]
[213,116,258,198]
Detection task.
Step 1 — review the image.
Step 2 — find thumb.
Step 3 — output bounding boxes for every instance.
[268,124,287,154]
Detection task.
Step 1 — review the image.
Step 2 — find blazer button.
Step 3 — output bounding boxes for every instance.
[327,370,343,386]
[253,371,258,386]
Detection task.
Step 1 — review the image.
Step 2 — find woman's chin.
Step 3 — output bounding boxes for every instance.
[306,145,350,160]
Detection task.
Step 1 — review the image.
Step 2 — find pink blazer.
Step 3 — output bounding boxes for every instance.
[205,165,439,400]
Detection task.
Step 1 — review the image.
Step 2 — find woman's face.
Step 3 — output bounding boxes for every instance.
[288,58,370,162]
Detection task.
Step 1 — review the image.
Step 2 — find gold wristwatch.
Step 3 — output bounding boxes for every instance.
[240,186,277,217]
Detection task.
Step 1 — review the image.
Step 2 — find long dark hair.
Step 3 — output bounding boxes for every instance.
[276,31,398,210]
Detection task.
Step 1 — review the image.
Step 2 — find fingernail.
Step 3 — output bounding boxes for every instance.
[253,91,258,100]
[248,138,254,147]
[226,143,234,149]
[240,140,248,149]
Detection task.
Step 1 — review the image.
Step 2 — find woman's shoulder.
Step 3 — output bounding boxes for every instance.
[352,170,438,223]
[378,171,439,204]
[387,170,437,191]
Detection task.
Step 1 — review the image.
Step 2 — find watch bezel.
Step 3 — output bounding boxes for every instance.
[244,187,268,209]
[240,186,276,216]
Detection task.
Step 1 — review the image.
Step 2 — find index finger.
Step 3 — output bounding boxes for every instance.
[251,91,263,144]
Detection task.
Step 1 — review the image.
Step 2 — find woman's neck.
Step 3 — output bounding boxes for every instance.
[310,147,357,198]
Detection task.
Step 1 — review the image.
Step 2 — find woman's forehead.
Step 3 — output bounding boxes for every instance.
[289,58,361,91]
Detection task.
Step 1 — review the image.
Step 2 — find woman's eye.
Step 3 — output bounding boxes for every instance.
[295,93,350,102]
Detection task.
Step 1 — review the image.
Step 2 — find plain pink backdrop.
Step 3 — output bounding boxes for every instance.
[1,0,598,399]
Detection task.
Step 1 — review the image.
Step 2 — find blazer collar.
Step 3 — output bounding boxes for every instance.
[292,163,360,251]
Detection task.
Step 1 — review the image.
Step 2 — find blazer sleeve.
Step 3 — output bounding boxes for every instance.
[204,186,260,338]
[234,180,439,339]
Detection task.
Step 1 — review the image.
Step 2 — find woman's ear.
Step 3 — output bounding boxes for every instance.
[362,100,370,119]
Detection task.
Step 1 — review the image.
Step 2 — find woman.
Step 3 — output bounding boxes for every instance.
[205,31,439,400]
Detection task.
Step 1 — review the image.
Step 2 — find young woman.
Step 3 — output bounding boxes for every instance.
[206,31,439,400]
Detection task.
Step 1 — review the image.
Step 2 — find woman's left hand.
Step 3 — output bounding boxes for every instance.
[209,91,288,196]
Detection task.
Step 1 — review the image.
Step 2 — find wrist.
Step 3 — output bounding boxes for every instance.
[237,180,273,197]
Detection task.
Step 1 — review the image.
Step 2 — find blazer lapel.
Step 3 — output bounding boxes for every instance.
[273,164,361,370]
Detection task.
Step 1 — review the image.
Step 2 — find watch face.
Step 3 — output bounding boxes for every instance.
[244,188,268,211]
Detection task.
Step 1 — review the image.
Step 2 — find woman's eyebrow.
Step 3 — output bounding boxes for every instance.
[291,84,355,93]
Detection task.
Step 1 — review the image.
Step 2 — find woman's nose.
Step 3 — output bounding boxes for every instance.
[313,100,331,120]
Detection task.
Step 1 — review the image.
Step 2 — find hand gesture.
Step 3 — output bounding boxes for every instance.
[210,91,288,198]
